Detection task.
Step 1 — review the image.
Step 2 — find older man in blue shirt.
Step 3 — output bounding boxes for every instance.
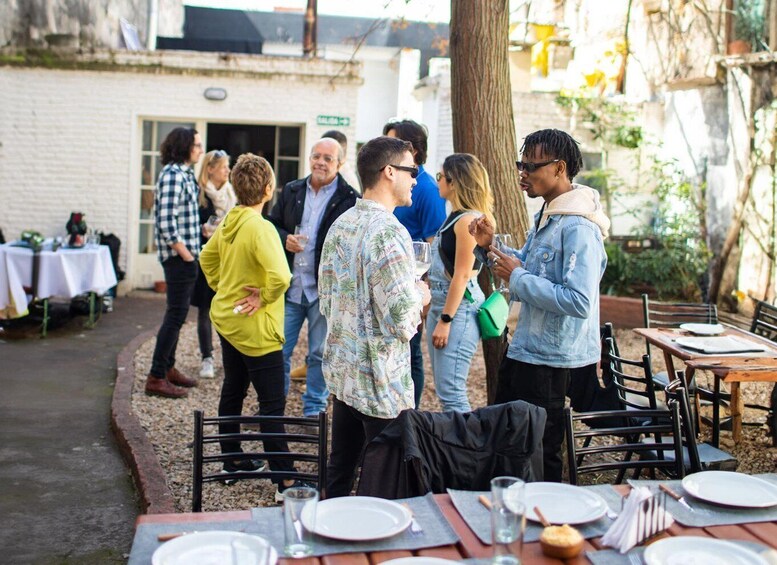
[268,137,359,416]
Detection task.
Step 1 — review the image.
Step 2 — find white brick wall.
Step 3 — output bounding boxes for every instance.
[0,52,360,291]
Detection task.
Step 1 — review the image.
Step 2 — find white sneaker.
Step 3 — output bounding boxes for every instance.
[199,357,215,378]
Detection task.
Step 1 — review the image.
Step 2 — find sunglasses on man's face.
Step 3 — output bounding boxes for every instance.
[515,158,560,173]
[383,164,419,179]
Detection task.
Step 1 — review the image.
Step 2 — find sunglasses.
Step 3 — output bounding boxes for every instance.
[515,159,560,173]
[436,172,452,183]
[383,164,419,179]
[212,150,228,158]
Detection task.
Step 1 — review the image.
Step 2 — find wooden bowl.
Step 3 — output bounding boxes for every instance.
[539,525,584,559]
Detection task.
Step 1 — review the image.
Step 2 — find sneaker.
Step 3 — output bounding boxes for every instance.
[220,459,268,485]
[275,480,315,503]
[199,356,215,378]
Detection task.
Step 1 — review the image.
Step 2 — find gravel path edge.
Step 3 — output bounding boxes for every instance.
[111,329,177,515]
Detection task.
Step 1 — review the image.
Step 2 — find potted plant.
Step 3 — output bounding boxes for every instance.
[729,0,766,54]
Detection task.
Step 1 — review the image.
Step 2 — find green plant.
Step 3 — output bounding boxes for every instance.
[734,0,767,51]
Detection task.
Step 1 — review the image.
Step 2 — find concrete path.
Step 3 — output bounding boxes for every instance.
[0,293,165,564]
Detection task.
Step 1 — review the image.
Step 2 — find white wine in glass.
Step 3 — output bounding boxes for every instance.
[295,225,310,267]
[493,233,514,294]
[413,241,431,280]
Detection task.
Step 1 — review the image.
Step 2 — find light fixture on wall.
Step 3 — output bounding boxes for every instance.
[204,87,227,101]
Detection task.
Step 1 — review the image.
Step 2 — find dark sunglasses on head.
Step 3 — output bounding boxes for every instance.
[383,164,419,179]
[212,150,228,158]
[436,172,452,183]
[515,158,560,173]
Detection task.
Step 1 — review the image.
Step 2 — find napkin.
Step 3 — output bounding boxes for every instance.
[600,487,674,553]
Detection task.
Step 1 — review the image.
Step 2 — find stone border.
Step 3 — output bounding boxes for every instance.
[111,329,177,514]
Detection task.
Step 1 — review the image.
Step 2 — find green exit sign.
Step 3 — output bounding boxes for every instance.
[317,115,350,127]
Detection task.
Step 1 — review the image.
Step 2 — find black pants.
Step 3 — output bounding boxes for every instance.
[410,330,424,408]
[149,256,198,378]
[495,357,570,482]
[217,337,294,481]
[326,397,392,498]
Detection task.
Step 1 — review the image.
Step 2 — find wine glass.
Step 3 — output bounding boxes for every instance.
[295,225,310,267]
[493,233,514,294]
[413,241,431,281]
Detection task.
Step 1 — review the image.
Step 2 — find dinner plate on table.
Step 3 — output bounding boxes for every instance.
[682,471,777,508]
[679,323,725,336]
[524,482,607,525]
[644,536,768,565]
[152,531,278,565]
[302,496,412,541]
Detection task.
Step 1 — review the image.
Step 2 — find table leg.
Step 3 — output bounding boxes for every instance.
[730,382,743,442]
[40,298,49,338]
[85,292,96,329]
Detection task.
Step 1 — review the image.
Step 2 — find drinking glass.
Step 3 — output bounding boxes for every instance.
[413,241,431,280]
[204,215,221,238]
[491,476,525,565]
[493,233,514,295]
[283,486,318,557]
[294,225,310,267]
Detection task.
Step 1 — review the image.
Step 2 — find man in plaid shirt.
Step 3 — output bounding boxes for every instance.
[145,127,204,398]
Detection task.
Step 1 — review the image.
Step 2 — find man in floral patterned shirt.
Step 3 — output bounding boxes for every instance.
[319,136,431,497]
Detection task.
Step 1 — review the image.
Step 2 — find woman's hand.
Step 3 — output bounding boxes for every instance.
[233,286,263,316]
[469,215,494,248]
[432,319,451,349]
[489,245,522,285]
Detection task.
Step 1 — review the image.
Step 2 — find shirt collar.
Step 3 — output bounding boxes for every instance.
[306,175,339,194]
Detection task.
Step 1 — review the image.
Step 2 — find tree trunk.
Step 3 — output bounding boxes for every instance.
[450,0,530,403]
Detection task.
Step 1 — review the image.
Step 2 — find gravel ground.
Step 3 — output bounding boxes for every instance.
[131,322,776,512]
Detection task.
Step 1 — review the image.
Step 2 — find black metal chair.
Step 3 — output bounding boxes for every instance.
[192,410,328,512]
[565,402,685,485]
[750,300,777,445]
[605,337,665,412]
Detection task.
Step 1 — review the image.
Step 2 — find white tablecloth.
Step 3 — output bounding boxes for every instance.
[0,244,118,318]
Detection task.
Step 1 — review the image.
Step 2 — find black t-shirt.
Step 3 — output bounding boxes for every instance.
[439,211,479,276]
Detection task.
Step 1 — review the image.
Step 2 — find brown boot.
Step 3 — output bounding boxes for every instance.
[167,367,197,388]
[145,376,187,398]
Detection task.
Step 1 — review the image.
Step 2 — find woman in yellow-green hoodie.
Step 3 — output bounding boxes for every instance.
[199,153,299,498]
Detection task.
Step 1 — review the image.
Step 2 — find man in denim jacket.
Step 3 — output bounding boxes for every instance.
[471,129,610,481]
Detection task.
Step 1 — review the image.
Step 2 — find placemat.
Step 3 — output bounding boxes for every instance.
[447,484,623,545]
[249,492,459,557]
[628,473,777,528]
[587,540,771,565]
[127,519,264,565]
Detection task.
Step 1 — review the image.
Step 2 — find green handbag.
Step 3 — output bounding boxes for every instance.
[464,272,509,339]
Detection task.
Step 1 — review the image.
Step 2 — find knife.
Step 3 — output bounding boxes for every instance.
[659,484,694,512]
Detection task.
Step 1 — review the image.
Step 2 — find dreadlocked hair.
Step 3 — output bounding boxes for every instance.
[521,129,583,180]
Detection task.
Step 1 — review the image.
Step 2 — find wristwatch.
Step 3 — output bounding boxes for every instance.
[440,313,454,324]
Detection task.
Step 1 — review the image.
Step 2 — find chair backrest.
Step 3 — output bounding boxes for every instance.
[565,403,685,485]
[663,379,705,473]
[192,410,328,512]
[750,300,777,343]
[604,337,659,411]
[642,294,718,357]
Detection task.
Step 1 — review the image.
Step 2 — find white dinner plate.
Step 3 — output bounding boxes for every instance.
[644,536,768,565]
[524,482,607,525]
[380,558,458,565]
[679,323,725,336]
[152,531,278,565]
[682,471,777,508]
[303,496,412,541]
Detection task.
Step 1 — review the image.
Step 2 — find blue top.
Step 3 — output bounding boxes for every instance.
[393,165,447,241]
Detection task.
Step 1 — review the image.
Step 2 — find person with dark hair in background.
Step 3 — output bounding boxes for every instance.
[322,130,361,193]
[319,135,431,497]
[193,149,237,379]
[383,119,446,408]
[268,138,359,417]
[470,129,610,481]
[145,127,203,398]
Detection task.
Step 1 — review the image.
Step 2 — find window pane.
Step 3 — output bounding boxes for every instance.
[157,121,195,149]
[279,127,301,156]
[138,222,156,254]
[140,189,155,219]
[142,121,153,151]
[142,155,154,186]
[276,159,299,187]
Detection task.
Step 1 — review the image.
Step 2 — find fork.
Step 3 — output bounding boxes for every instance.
[401,503,424,536]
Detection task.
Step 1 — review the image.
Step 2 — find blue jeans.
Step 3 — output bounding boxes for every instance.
[426,288,481,412]
[283,294,328,416]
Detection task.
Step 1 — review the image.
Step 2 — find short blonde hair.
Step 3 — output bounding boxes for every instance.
[230,153,275,206]
[442,153,495,226]
[198,150,230,208]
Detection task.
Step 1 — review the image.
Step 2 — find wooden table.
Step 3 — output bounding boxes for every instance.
[634,326,777,445]
[134,491,777,564]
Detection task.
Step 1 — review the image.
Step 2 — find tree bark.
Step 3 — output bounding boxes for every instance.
[450,0,530,403]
